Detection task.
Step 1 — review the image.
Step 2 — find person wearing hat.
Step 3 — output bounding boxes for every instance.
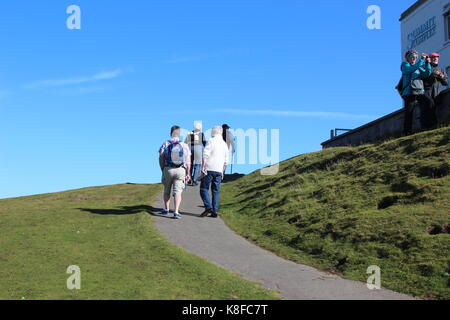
[423,53,448,102]
[401,50,433,135]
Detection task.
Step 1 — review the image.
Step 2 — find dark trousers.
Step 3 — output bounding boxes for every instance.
[200,171,223,214]
[402,94,436,135]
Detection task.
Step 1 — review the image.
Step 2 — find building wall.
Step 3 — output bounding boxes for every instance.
[401,0,450,77]
[322,90,450,149]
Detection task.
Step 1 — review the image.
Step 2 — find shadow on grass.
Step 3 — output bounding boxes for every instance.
[223,174,245,183]
[79,205,161,216]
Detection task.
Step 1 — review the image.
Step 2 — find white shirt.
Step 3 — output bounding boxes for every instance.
[203,135,229,173]
[224,130,235,153]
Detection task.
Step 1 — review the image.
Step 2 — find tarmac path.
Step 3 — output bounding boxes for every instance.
[152,184,415,300]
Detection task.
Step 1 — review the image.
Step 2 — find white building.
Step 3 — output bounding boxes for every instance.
[401,0,450,76]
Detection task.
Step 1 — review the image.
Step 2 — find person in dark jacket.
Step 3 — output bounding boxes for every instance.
[401,50,433,135]
[221,124,235,174]
[423,53,449,101]
[419,53,449,129]
[184,123,207,186]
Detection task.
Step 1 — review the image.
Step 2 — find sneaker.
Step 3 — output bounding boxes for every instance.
[210,212,218,218]
[173,213,182,219]
[161,209,170,215]
[200,209,212,217]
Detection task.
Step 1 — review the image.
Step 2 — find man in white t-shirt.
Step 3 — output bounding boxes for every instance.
[199,126,229,218]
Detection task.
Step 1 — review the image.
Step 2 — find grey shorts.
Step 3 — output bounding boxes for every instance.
[162,167,186,197]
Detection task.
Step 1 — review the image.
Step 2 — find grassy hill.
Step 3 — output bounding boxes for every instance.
[0,184,279,300]
[221,126,450,300]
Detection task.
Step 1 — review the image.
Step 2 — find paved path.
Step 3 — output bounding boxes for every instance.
[152,185,415,300]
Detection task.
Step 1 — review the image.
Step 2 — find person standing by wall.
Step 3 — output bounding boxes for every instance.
[401,50,433,135]
[422,53,449,128]
[424,52,449,102]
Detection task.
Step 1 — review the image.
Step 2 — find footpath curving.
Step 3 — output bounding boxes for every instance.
[152,184,415,300]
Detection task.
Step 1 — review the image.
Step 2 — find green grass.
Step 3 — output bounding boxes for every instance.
[221,126,450,300]
[0,184,280,300]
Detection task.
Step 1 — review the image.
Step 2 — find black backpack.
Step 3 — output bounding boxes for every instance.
[187,132,206,147]
[395,77,404,96]
[396,62,405,96]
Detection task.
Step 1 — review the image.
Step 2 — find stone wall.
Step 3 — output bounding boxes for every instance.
[321,89,450,149]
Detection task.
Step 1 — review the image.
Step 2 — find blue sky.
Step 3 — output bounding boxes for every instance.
[0,0,416,199]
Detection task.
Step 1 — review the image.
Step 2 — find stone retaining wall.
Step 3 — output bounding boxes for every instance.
[321,89,450,149]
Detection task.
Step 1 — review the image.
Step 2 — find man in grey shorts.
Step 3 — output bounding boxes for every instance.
[158,125,191,219]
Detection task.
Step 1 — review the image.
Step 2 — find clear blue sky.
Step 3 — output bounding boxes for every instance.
[0,0,416,199]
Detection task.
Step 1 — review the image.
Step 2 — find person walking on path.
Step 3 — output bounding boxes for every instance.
[184,123,207,186]
[222,124,235,174]
[199,126,229,218]
[401,50,433,135]
[158,125,191,219]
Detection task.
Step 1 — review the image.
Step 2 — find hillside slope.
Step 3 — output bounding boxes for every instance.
[0,184,279,300]
[221,126,450,299]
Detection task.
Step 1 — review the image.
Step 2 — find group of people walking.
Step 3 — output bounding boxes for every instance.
[158,124,235,219]
[156,51,448,219]
[399,50,448,135]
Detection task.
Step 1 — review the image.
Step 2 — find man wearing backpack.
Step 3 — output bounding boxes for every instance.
[400,50,433,135]
[159,125,191,219]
